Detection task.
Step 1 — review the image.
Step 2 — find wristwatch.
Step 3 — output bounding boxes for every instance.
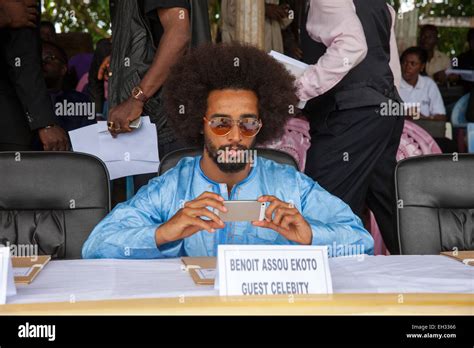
[131,86,149,103]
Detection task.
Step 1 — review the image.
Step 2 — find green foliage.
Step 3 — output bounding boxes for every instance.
[388,0,473,57]
[42,0,110,44]
[42,0,472,55]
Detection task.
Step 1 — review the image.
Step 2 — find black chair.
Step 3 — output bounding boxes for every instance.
[395,154,474,255]
[0,152,110,259]
[158,147,299,176]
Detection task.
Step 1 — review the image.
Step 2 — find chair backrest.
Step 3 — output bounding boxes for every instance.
[0,152,110,259]
[158,147,299,176]
[396,120,442,161]
[261,117,311,171]
[451,93,470,128]
[395,154,474,255]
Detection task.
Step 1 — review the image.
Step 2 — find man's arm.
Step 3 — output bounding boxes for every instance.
[387,4,401,92]
[82,178,183,259]
[298,173,374,256]
[108,6,190,135]
[3,25,68,150]
[3,27,55,130]
[139,7,190,99]
[295,0,368,102]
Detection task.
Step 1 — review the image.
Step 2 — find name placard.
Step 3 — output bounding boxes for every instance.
[0,246,17,305]
[217,245,332,296]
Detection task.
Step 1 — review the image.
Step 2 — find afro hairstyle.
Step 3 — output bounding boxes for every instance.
[163,42,299,146]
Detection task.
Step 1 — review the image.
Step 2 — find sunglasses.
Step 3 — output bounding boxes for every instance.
[204,116,262,137]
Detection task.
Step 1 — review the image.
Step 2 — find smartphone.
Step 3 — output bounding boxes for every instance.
[215,200,266,222]
[129,117,142,129]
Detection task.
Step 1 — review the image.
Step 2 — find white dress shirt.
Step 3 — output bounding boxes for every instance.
[295,0,401,102]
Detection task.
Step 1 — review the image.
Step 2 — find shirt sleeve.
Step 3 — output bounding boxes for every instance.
[2,27,56,130]
[295,0,368,101]
[427,78,446,116]
[82,177,184,259]
[387,4,401,92]
[297,172,374,256]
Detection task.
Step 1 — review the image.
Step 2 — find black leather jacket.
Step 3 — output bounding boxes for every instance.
[108,0,210,142]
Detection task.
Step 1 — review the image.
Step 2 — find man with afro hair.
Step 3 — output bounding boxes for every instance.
[83,43,373,259]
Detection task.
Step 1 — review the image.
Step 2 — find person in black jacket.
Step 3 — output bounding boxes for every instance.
[102,0,210,193]
[106,0,191,149]
[0,0,68,151]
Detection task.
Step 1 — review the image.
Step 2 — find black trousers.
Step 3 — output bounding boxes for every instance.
[304,105,405,254]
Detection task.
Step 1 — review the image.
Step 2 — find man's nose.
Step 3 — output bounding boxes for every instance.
[227,123,242,142]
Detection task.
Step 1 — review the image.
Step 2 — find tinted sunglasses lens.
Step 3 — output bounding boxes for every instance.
[240,118,261,136]
[209,117,232,135]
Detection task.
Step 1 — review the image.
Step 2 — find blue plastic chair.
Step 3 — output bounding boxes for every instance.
[468,124,474,153]
[450,94,473,153]
[451,94,470,127]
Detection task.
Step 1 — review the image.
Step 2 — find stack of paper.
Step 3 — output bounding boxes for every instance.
[0,247,16,304]
[13,255,51,284]
[446,69,474,82]
[269,50,308,79]
[69,116,159,180]
[181,257,216,285]
[440,251,474,266]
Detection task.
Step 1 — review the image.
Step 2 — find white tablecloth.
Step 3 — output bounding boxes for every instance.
[6,255,474,305]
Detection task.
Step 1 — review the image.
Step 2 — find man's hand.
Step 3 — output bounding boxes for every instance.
[0,0,37,28]
[447,73,460,83]
[38,125,69,151]
[252,195,312,245]
[98,55,111,81]
[108,98,143,137]
[155,192,227,246]
[291,46,303,60]
[265,3,288,22]
[433,70,447,85]
[407,106,421,120]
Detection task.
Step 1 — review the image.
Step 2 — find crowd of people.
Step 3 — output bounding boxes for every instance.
[1,0,473,258]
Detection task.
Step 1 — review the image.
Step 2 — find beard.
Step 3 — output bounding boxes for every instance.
[204,138,256,173]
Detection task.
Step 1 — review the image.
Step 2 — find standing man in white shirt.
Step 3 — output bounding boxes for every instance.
[296,0,404,254]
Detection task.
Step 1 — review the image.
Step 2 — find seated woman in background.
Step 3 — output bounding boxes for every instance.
[399,46,446,121]
[399,46,457,153]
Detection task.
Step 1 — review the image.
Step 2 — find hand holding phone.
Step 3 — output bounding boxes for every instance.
[155,192,227,246]
[129,117,142,129]
[252,195,312,245]
[214,200,266,222]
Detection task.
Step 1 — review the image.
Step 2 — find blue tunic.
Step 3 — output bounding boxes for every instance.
[82,156,374,258]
